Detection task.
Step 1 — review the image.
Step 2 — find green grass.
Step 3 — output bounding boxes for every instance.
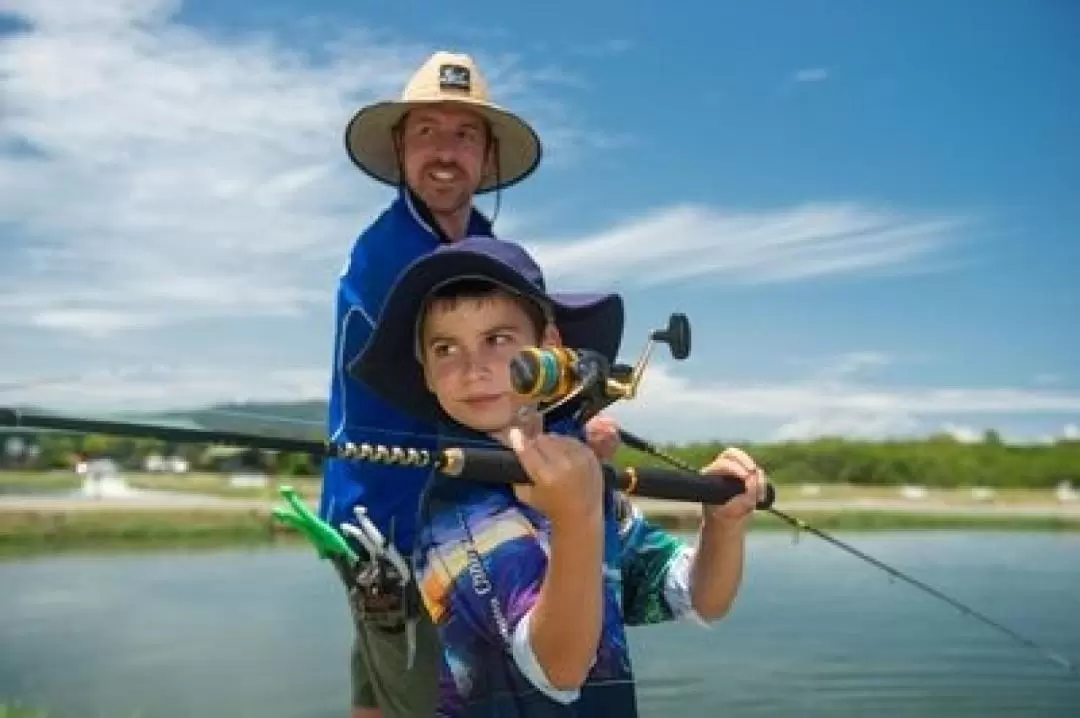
[126,472,320,500]
[0,704,48,718]
[0,506,307,559]
[0,704,150,718]
[0,471,81,493]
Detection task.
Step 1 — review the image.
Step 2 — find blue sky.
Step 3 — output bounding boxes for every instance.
[0,0,1077,443]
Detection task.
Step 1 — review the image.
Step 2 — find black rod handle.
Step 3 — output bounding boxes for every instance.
[450,446,775,508]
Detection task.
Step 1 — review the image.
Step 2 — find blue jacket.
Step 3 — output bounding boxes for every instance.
[319,189,497,557]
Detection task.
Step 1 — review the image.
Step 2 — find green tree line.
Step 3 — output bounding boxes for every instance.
[0,432,319,477]
[614,431,1080,489]
[4,428,1079,488]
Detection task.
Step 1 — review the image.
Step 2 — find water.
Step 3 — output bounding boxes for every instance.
[2,532,1078,717]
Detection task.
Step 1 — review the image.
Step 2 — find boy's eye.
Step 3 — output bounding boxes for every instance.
[430,343,455,358]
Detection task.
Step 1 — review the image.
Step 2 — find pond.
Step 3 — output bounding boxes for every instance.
[2,531,1078,716]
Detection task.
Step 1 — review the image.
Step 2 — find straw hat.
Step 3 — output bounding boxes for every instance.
[344,51,542,194]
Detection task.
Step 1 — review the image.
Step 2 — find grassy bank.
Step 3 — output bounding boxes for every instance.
[2,470,1078,558]
[0,506,305,559]
[0,704,52,718]
[2,503,1078,560]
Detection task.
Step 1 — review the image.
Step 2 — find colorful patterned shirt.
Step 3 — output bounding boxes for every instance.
[413,425,701,716]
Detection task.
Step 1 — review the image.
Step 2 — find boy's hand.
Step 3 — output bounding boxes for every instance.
[583,414,621,462]
[508,425,604,526]
[700,447,766,529]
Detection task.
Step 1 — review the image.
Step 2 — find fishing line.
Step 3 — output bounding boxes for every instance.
[616,428,1080,679]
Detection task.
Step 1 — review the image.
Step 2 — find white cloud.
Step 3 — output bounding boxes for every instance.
[526,203,966,289]
[940,423,984,444]
[1064,423,1080,441]
[0,0,597,339]
[604,355,1080,442]
[772,413,919,442]
[0,363,327,412]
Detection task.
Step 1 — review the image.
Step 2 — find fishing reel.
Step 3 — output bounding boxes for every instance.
[607,311,691,400]
[509,312,692,422]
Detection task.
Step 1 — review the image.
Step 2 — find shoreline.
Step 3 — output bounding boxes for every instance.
[2,493,1079,560]
[3,471,1079,558]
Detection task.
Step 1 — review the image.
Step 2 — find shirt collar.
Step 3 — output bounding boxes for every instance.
[399,186,495,244]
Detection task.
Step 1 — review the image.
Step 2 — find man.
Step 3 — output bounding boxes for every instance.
[322,51,620,718]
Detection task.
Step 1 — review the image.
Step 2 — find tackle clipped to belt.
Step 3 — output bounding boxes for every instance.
[272,486,422,668]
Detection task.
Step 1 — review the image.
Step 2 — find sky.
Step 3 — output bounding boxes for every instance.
[0,0,1077,444]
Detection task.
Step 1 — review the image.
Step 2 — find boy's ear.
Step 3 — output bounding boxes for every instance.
[540,323,562,348]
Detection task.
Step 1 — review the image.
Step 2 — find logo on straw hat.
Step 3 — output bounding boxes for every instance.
[438,64,471,93]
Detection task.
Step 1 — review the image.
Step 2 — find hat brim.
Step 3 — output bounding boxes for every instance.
[344,98,542,194]
[347,251,623,426]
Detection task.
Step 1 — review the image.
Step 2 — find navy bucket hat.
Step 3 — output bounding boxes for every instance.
[347,237,624,425]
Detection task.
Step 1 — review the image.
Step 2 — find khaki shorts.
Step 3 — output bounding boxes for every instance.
[349,584,440,718]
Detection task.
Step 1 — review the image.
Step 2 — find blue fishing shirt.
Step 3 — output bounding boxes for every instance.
[319,189,497,558]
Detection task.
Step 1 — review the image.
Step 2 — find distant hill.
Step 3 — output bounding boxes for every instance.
[140,400,329,440]
[3,400,329,440]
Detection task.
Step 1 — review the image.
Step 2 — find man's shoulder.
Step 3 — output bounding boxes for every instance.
[339,196,410,273]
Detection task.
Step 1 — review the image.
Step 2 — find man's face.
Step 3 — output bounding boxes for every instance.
[420,292,557,434]
[399,105,493,217]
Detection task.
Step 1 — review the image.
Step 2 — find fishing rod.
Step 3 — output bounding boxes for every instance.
[0,404,770,508]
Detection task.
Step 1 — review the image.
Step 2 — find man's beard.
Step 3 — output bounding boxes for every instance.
[418,163,474,213]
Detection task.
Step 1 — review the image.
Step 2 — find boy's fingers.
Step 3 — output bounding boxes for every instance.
[507,426,526,452]
[720,448,759,474]
[512,405,544,441]
[705,456,752,479]
[509,427,556,486]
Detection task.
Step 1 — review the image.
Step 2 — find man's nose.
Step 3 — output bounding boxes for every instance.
[433,147,456,164]
[430,129,464,154]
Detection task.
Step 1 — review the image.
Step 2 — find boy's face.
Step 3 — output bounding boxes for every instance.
[420,291,559,434]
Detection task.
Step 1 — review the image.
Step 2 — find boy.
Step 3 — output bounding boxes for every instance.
[348,237,766,715]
